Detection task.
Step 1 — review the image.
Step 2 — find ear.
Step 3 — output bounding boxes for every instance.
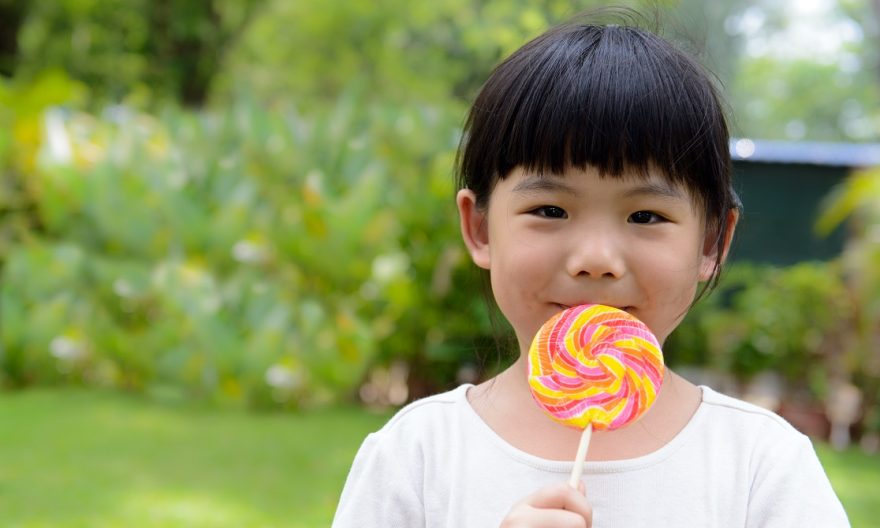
[456,188,491,270]
[699,207,739,281]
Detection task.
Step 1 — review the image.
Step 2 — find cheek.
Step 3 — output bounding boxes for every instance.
[635,243,703,280]
[635,243,703,302]
[487,232,558,324]
[491,224,560,270]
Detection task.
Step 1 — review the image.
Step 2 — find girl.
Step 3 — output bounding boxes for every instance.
[333,17,849,528]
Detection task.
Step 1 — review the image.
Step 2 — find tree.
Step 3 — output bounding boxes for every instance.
[12,0,265,106]
[727,0,880,141]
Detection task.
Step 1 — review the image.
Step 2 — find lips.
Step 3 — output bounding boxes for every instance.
[555,302,634,314]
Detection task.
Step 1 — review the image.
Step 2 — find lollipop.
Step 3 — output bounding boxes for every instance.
[528,304,664,486]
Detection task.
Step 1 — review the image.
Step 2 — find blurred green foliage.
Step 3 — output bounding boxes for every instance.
[3,0,630,108]
[11,0,264,106]
[217,0,641,107]
[1,0,648,405]
[0,71,88,263]
[732,56,880,141]
[0,0,879,437]
[671,263,849,384]
[726,0,880,141]
[668,256,880,435]
[0,95,497,407]
[817,166,880,435]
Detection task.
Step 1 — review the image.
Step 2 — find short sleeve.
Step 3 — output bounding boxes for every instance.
[746,430,850,527]
[332,432,425,528]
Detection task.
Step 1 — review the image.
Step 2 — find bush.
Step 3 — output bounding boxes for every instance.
[668,261,867,433]
[0,96,492,407]
[0,71,88,260]
[817,166,880,440]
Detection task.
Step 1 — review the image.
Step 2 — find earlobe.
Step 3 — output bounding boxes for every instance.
[456,189,491,270]
[699,207,739,281]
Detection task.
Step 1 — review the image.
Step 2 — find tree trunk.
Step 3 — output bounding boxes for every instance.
[0,0,25,77]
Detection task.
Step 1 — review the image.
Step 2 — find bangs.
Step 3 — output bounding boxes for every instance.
[458,23,730,213]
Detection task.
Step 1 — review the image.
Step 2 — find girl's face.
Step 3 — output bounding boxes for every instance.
[458,165,734,354]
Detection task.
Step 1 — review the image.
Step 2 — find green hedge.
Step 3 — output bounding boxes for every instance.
[668,259,879,437]
[0,96,494,407]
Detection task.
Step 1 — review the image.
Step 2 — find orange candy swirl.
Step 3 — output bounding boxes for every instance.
[527,304,664,431]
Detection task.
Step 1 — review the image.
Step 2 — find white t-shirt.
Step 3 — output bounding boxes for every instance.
[333,384,849,527]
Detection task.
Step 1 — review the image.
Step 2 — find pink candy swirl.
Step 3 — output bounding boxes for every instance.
[527,304,664,431]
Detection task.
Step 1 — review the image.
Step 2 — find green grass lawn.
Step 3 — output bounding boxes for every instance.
[815,442,880,526]
[0,388,390,527]
[1,389,877,527]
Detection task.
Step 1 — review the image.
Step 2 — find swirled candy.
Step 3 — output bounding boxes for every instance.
[527,304,664,431]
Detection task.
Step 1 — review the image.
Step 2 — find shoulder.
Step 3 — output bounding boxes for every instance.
[698,385,804,440]
[356,384,475,459]
[697,387,849,526]
[381,384,471,431]
[692,386,814,476]
[365,384,473,449]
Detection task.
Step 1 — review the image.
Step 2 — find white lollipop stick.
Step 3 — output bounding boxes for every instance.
[568,423,593,488]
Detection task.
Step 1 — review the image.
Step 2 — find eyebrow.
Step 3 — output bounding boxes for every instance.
[621,182,686,200]
[511,177,577,195]
[512,176,686,201]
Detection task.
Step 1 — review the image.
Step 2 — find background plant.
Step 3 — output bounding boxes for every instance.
[817,166,880,439]
[0,96,491,407]
[1,0,879,426]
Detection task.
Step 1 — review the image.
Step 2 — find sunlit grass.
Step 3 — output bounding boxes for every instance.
[0,389,876,527]
[0,388,390,527]
[815,442,880,527]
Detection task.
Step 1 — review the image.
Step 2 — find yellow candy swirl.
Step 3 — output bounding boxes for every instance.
[527,304,664,431]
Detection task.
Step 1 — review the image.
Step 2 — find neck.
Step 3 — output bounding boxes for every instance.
[467,358,702,461]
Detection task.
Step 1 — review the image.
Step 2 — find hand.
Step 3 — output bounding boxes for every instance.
[500,481,592,528]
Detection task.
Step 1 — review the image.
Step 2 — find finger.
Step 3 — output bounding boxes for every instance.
[525,482,584,509]
[513,508,589,528]
[521,483,593,525]
[567,496,593,526]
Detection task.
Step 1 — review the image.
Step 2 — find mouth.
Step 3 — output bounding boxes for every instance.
[554,302,634,314]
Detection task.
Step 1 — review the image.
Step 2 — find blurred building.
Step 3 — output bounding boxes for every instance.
[729,139,880,264]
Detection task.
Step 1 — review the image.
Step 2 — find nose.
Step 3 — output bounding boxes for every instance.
[565,228,626,279]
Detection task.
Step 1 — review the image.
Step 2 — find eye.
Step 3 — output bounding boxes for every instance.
[629,211,666,224]
[530,206,568,219]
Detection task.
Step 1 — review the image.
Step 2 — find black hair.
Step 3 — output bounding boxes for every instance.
[456,16,739,292]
